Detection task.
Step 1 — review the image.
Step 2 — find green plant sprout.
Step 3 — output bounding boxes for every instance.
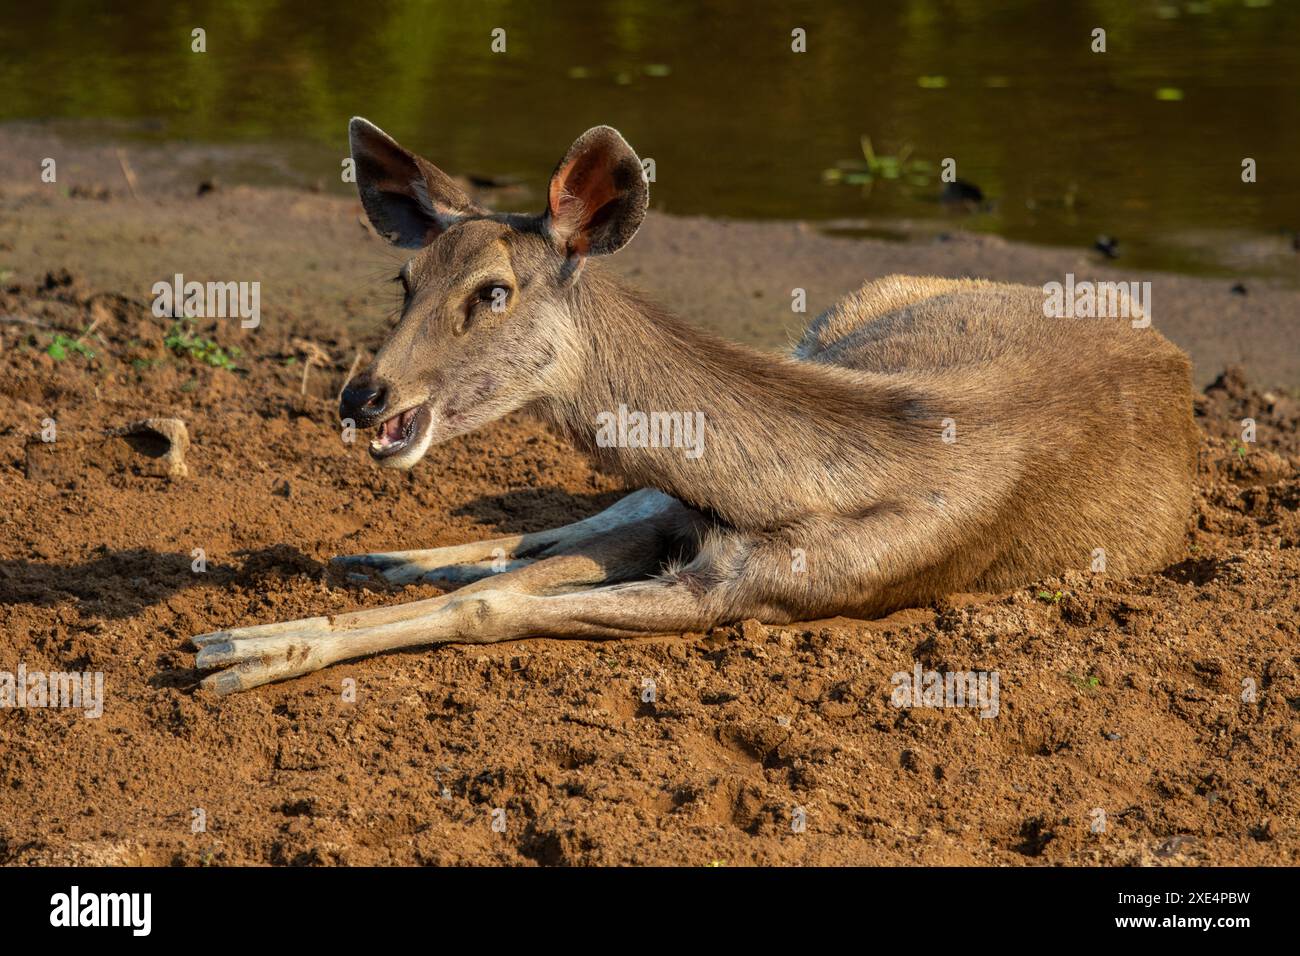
[1067,671,1101,692]
[164,318,240,369]
[46,332,96,361]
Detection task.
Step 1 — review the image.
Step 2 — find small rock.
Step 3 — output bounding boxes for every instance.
[1155,834,1198,857]
[1253,818,1276,841]
[70,183,111,201]
[25,417,189,481]
[42,268,76,290]
[114,419,190,478]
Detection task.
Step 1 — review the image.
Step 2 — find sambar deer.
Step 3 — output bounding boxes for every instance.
[192,118,1198,693]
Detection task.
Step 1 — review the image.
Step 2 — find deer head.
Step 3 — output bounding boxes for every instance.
[339,117,649,469]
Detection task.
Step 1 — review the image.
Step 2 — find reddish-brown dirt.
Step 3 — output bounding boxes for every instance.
[1,264,1296,866]
[2,128,1298,865]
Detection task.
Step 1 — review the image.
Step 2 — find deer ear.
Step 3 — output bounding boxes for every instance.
[349,117,479,248]
[545,126,648,260]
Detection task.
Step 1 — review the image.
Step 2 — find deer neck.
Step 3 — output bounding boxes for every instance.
[531,268,924,530]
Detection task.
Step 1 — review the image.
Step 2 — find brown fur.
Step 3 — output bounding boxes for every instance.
[193,120,1198,694]
[536,270,1197,615]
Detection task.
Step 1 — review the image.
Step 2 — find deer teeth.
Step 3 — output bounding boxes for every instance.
[371,408,417,450]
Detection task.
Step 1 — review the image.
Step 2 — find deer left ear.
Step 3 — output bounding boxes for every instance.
[544,126,648,261]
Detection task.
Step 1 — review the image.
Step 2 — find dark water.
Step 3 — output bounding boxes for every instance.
[3,0,1299,275]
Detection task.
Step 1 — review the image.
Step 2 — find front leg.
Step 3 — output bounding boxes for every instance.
[330,487,688,585]
[192,490,706,693]
[460,503,962,642]
[195,502,955,693]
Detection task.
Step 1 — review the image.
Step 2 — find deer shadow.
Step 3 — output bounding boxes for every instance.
[0,489,627,620]
[449,487,625,535]
[0,544,325,621]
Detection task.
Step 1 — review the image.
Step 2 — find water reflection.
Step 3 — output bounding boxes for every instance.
[2,0,1298,275]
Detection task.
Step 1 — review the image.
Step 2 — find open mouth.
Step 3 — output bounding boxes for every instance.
[369,404,434,461]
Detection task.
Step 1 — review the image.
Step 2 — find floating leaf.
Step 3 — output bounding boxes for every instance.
[828,136,939,192]
[566,66,590,79]
[917,75,948,89]
[643,63,671,77]
[1155,87,1184,101]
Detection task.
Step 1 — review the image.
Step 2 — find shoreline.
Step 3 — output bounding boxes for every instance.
[3,123,1298,390]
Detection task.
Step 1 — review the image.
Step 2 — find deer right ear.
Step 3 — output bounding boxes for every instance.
[349,117,478,248]
[544,126,648,265]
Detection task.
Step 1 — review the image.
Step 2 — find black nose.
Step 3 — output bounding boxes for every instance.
[339,375,388,426]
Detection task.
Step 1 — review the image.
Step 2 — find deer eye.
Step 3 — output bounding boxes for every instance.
[454,283,511,335]
[468,283,511,314]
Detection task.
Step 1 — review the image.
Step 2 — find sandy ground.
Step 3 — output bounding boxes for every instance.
[0,127,1297,865]
[3,123,1299,385]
